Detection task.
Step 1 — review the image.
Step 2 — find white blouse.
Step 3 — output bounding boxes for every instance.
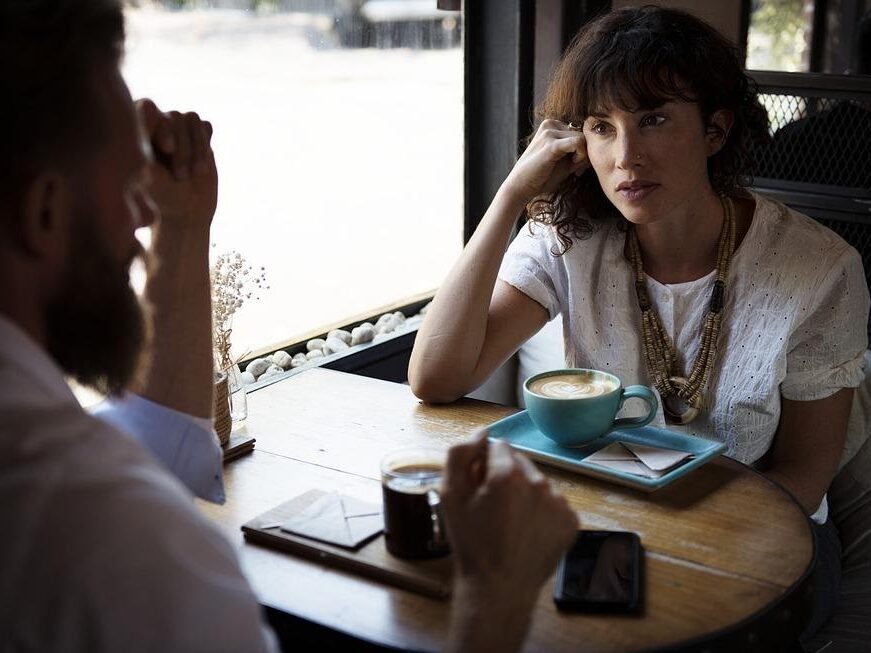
[500,194,869,521]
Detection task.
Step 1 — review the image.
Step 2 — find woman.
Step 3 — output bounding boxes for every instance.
[409,6,869,644]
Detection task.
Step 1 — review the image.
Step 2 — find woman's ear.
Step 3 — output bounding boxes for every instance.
[20,172,73,259]
[705,109,735,156]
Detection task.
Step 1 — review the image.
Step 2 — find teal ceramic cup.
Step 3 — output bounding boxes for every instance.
[523,369,658,447]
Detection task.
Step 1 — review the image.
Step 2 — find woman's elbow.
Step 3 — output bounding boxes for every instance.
[408,369,465,404]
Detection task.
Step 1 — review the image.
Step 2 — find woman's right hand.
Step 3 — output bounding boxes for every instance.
[502,119,589,204]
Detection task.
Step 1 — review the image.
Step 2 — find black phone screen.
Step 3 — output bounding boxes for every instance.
[553,530,642,612]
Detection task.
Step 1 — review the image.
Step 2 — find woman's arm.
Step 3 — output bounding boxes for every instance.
[765,388,853,515]
[409,121,588,403]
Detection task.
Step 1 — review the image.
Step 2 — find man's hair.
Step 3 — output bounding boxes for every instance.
[0,0,125,216]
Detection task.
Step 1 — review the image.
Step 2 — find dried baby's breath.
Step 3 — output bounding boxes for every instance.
[211,248,268,372]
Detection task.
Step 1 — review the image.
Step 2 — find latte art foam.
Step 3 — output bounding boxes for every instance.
[528,373,617,399]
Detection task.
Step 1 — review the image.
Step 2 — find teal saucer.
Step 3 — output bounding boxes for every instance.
[486,410,726,492]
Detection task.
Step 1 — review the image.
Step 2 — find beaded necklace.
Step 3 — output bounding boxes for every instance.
[627,196,736,424]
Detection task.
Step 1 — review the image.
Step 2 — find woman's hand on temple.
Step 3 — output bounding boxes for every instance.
[502,119,589,205]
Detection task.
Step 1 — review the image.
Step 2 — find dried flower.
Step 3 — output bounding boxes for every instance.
[210,247,268,371]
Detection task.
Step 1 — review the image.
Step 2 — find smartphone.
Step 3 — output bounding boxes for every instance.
[553,530,642,612]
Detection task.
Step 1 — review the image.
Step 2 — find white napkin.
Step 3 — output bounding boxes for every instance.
[585,441,693,479]
[280,491,383,548]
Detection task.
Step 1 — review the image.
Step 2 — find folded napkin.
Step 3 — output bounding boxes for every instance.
[585,441,693,479]
[278,491,383,549]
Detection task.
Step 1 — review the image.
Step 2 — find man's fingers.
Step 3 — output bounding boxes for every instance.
[168,111,191,179]
[514,451,545,483]
[136,98,175,154]
[444,432,489,501]
[485,439,517,480]
[185,112,210,176]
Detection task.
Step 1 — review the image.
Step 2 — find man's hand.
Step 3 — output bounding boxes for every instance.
[129,99,217,420]
[136,99,218,230]
[442,431,579,653]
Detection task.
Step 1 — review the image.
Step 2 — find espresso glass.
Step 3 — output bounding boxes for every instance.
[380,446,450,559]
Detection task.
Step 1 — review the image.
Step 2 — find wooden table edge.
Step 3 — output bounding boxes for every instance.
[641,457,816,652]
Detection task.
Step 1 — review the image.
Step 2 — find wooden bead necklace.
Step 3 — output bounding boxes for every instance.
[627,196,736,424]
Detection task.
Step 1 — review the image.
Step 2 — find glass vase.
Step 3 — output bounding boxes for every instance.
[227,363,248,424]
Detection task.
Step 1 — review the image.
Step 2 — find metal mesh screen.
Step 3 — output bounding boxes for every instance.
[752,93,871,190]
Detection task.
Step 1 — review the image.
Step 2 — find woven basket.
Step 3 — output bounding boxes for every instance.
[214,370,232,446]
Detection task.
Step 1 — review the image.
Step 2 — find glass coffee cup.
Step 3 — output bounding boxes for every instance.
[381,446,450,559]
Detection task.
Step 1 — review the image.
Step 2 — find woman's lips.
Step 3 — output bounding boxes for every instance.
[617,183,659,202]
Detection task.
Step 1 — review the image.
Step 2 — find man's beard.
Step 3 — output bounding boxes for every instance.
[45,214,148,397]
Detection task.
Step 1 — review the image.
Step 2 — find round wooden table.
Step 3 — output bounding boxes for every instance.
[201,368,815,652]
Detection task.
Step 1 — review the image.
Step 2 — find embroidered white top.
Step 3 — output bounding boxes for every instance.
[499,194,870,522]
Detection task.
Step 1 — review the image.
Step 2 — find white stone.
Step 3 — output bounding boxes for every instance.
[246,358,270,379]
[377,315,402,335]
[375,312,394,327]
[327,329,352,345]
[306,349,325,360]
[393,311,406,323]
[307,338,326,352]
[240,371,257,386]
[291,357,308,368]
[272,350,293,369]
[261,363,284,379]
[292,352,308,364]
[323,336,350,355]
[351,324,376,346]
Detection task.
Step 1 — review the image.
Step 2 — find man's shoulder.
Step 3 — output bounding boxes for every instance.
[0,401,257,652]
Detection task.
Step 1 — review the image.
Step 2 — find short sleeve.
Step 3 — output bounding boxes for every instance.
[782,247,870,401]
[498,222,563,320]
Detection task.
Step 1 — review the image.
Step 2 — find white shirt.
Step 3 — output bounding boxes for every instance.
[500,194,870,523]
[0,317,277,652]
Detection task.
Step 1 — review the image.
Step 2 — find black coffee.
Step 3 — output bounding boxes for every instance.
[382,464,450,559]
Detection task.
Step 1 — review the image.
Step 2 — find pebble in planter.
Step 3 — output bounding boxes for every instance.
[240,370,257,386]
[323,336,349,355]
[306,349,325,360]
[246,357,270,378]
[351,323,375,345]
[306,338,326,352]
[291,353,308,368]
[272,350,293,370]
[261,363,284,380]
[327,329,352,345]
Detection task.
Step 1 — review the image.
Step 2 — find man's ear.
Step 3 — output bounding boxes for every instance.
[20,172,73,258]
[705,109,735,156]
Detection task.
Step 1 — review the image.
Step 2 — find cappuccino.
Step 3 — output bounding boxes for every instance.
[528,372,618,399]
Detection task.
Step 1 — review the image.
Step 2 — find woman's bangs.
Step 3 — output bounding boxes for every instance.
[582,52,694,117]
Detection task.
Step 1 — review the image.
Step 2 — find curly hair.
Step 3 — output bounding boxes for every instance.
[528,5,770,255]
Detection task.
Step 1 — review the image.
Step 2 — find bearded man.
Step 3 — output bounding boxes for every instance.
[0,2,577,651]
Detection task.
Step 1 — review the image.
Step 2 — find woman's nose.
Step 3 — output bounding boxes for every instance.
[615,134,643,170]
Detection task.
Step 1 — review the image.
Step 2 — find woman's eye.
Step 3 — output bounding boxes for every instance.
[641,114,666,127]
[591,122,610,135]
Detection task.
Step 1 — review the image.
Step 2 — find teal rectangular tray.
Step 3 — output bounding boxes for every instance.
[486,410,726,492]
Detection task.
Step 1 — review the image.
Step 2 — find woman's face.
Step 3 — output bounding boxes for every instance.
[582,100,726,226]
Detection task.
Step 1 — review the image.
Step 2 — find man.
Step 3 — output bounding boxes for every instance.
[0,2,577,651]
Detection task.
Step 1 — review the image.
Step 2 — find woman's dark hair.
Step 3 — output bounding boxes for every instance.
[529,5,770,254]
